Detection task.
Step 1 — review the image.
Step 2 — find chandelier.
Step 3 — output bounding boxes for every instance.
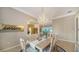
[38,8,48,25]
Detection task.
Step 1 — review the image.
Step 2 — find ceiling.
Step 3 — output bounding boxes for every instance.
[12,7,79,20]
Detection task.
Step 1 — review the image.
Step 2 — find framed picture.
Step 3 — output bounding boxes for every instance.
[0,24,24,32]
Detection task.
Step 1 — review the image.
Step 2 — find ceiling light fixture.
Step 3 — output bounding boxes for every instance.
[38,8,48,25]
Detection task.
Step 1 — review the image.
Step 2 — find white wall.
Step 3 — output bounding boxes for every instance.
[0,7,36,50]
[53,15,75,43]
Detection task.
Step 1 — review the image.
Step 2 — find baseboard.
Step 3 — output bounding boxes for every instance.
[0,44,20,52]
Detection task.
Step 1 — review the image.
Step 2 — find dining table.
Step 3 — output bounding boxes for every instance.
[27,37,51,52]
[35,38,51,52]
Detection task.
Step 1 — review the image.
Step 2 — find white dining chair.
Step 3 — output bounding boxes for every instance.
[20,38,26,52]
[49,35,57,52]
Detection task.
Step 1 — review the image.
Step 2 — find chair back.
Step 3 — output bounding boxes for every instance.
[20,38,26,52]
[49,35,57,52]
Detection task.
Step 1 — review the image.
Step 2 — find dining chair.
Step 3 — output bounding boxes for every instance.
[49,35,57,52]
[20,38,26,52]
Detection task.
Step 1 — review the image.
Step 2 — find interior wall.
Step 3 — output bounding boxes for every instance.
[0,7,36,50]
[77,15,79,51]
[78,16,79,44]
[53,15,75,43]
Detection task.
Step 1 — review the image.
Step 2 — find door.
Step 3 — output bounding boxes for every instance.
[75,16,79,52]
[78,16,79,51]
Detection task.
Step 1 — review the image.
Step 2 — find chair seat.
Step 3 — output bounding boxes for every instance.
[29,40,39,49]
[55,45,66,52]
[26,46,38,52]
[20,43,38,52]
[43,45,66,52]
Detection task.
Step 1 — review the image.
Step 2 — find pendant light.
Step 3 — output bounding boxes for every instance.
[38,8,48,25]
